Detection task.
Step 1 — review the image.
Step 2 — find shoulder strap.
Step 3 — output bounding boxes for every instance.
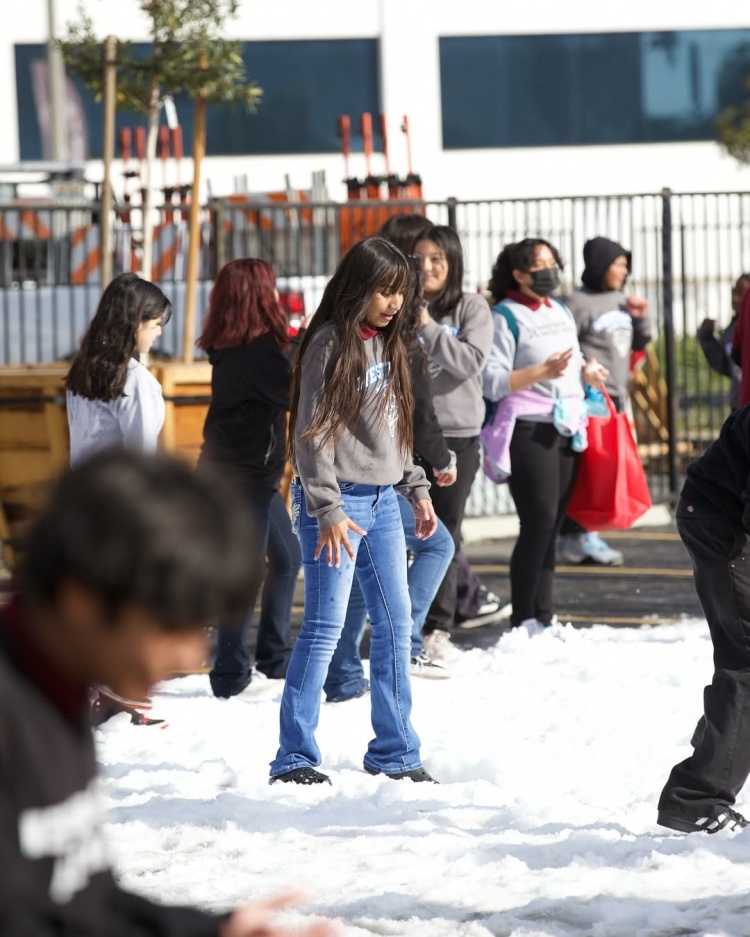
[492,302,519,344]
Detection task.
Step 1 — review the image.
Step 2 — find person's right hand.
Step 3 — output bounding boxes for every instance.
[315,517,366,568]
[540,348,574,380]
[434,466,457,487]
[699,317,716,335]
[221,892,337,937]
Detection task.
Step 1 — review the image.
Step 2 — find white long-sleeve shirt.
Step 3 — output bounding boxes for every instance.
[66,359,165,468]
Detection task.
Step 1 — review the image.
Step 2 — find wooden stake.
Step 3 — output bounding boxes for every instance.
[100,35,117,287]
[182,57,207,363]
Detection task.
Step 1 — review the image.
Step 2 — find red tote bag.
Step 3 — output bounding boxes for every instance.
[565,391,652,531]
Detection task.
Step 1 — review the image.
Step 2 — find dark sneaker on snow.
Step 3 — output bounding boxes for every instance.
[269,767,332,785]
[657,806,748,834]
[365,765,439,783]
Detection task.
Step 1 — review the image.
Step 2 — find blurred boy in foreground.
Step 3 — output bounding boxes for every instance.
[0,451,333,937]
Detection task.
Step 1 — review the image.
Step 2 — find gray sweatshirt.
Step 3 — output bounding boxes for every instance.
[294,324,430,530]
[482,298,585,420]
[563,288,652,402]
[66,359,165,468]
[419,292,493,437]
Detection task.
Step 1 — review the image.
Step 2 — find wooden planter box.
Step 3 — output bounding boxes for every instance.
[0,361,213,568]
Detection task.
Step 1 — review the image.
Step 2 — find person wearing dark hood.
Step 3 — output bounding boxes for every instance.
[556,236,652,567]
[697,274,749,412]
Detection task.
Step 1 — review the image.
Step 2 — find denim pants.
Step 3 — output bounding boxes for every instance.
[270,482,422,776]
[323,495,455,700]
[210,488,301,697]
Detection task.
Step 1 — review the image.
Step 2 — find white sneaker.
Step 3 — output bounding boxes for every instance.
[421,629,457,661]
[518,617,546,636]
[410,653,451,679]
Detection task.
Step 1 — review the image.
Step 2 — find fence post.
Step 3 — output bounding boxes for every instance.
[210,198,226,279]
[447,197,458,231]
[660,187,680,499]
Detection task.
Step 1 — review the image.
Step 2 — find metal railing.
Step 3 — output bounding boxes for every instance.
[2,190,749,512]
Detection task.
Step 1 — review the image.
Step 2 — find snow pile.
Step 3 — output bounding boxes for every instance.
[96,620,750,937]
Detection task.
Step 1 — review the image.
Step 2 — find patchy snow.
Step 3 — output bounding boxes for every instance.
[95,619,750,937]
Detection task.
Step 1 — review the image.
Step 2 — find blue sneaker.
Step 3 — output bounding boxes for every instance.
[581,532,624,566]
[556,533,587,564]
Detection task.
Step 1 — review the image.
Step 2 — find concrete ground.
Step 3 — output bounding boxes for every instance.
[286,512,701,655]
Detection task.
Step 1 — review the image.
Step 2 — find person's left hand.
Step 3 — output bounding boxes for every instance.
[414,499,438,540]
[583,357,609,390]
[626,295,649,318]
[434,466,457,487]
[221,892,337,937]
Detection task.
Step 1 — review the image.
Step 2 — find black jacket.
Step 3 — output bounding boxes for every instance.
[200,337,293,491]
[683,404,750,531]
[0,598,222,937]
[410,344,452,471]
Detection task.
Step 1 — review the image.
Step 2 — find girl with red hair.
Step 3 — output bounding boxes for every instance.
[198,258,301,697]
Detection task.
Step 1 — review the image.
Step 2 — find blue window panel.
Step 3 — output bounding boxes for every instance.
[15,39,380,160]
[439,29,750,149]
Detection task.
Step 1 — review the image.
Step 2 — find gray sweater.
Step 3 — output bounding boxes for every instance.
[563,288,652,402]
[66,359,165,468]
[294,324,430,530]
[482,298,585,419]
[420,292,493,438]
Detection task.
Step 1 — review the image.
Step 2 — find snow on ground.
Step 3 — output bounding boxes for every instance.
[95,619,750,937]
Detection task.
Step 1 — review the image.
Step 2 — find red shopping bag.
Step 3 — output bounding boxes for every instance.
[565,391,651,531]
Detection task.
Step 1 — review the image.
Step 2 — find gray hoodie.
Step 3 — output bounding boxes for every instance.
[294,324,430,530]
[419,291,493,437]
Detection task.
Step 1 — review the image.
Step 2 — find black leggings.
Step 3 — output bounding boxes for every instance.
[507,421,579,626]
[424,436,481,633]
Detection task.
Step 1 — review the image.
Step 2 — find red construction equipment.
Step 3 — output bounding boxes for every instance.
[338,112,425,253]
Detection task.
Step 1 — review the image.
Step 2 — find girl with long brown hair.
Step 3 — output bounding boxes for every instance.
[269,237,438,785]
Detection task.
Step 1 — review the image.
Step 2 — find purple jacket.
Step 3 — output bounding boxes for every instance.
[480,389,587,484]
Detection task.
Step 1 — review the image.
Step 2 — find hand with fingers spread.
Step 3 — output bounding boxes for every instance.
[414,498,438,540]
[221,891,338,937]
[315,516,366,568]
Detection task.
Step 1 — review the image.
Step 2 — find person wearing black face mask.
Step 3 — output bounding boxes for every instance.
[482,239,608,632]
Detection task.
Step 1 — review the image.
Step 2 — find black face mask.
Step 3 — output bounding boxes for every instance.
[529,267,561,297]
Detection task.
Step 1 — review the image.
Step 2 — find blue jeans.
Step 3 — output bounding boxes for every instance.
[270,483,422,776]
[210,488,301,697]
[324,496,455,701]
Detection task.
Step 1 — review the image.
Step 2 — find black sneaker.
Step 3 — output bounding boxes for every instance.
[365,765,438,783]
[657,806,748,834]
[269,767,331,785]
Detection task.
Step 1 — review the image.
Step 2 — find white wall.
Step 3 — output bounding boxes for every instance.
[3,0,750,202]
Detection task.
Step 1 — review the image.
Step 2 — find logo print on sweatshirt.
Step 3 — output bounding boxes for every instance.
[427,323,461,380]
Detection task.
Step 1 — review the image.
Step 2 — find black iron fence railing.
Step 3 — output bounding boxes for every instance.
[2,191,750,511]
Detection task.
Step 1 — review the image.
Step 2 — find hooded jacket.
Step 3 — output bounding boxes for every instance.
[564,237,652,408]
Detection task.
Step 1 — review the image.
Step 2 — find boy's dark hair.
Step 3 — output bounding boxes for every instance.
[378,213,434,256]
[414,225,465,318]
[487,238,564,302]
[19,451,256,628]
[66,273,172,402]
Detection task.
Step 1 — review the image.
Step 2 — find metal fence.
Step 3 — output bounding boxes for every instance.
[3,190,750,511]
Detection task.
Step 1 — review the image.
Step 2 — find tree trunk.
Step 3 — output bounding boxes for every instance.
[182,91,206,363]
[140,76,160,281]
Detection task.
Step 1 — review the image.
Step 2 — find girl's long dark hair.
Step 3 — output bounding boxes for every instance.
[66,273,171,401]
[488,238,564,302]
[197,258,289,352]
[415,225,465,318]
[289,237,414,458]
